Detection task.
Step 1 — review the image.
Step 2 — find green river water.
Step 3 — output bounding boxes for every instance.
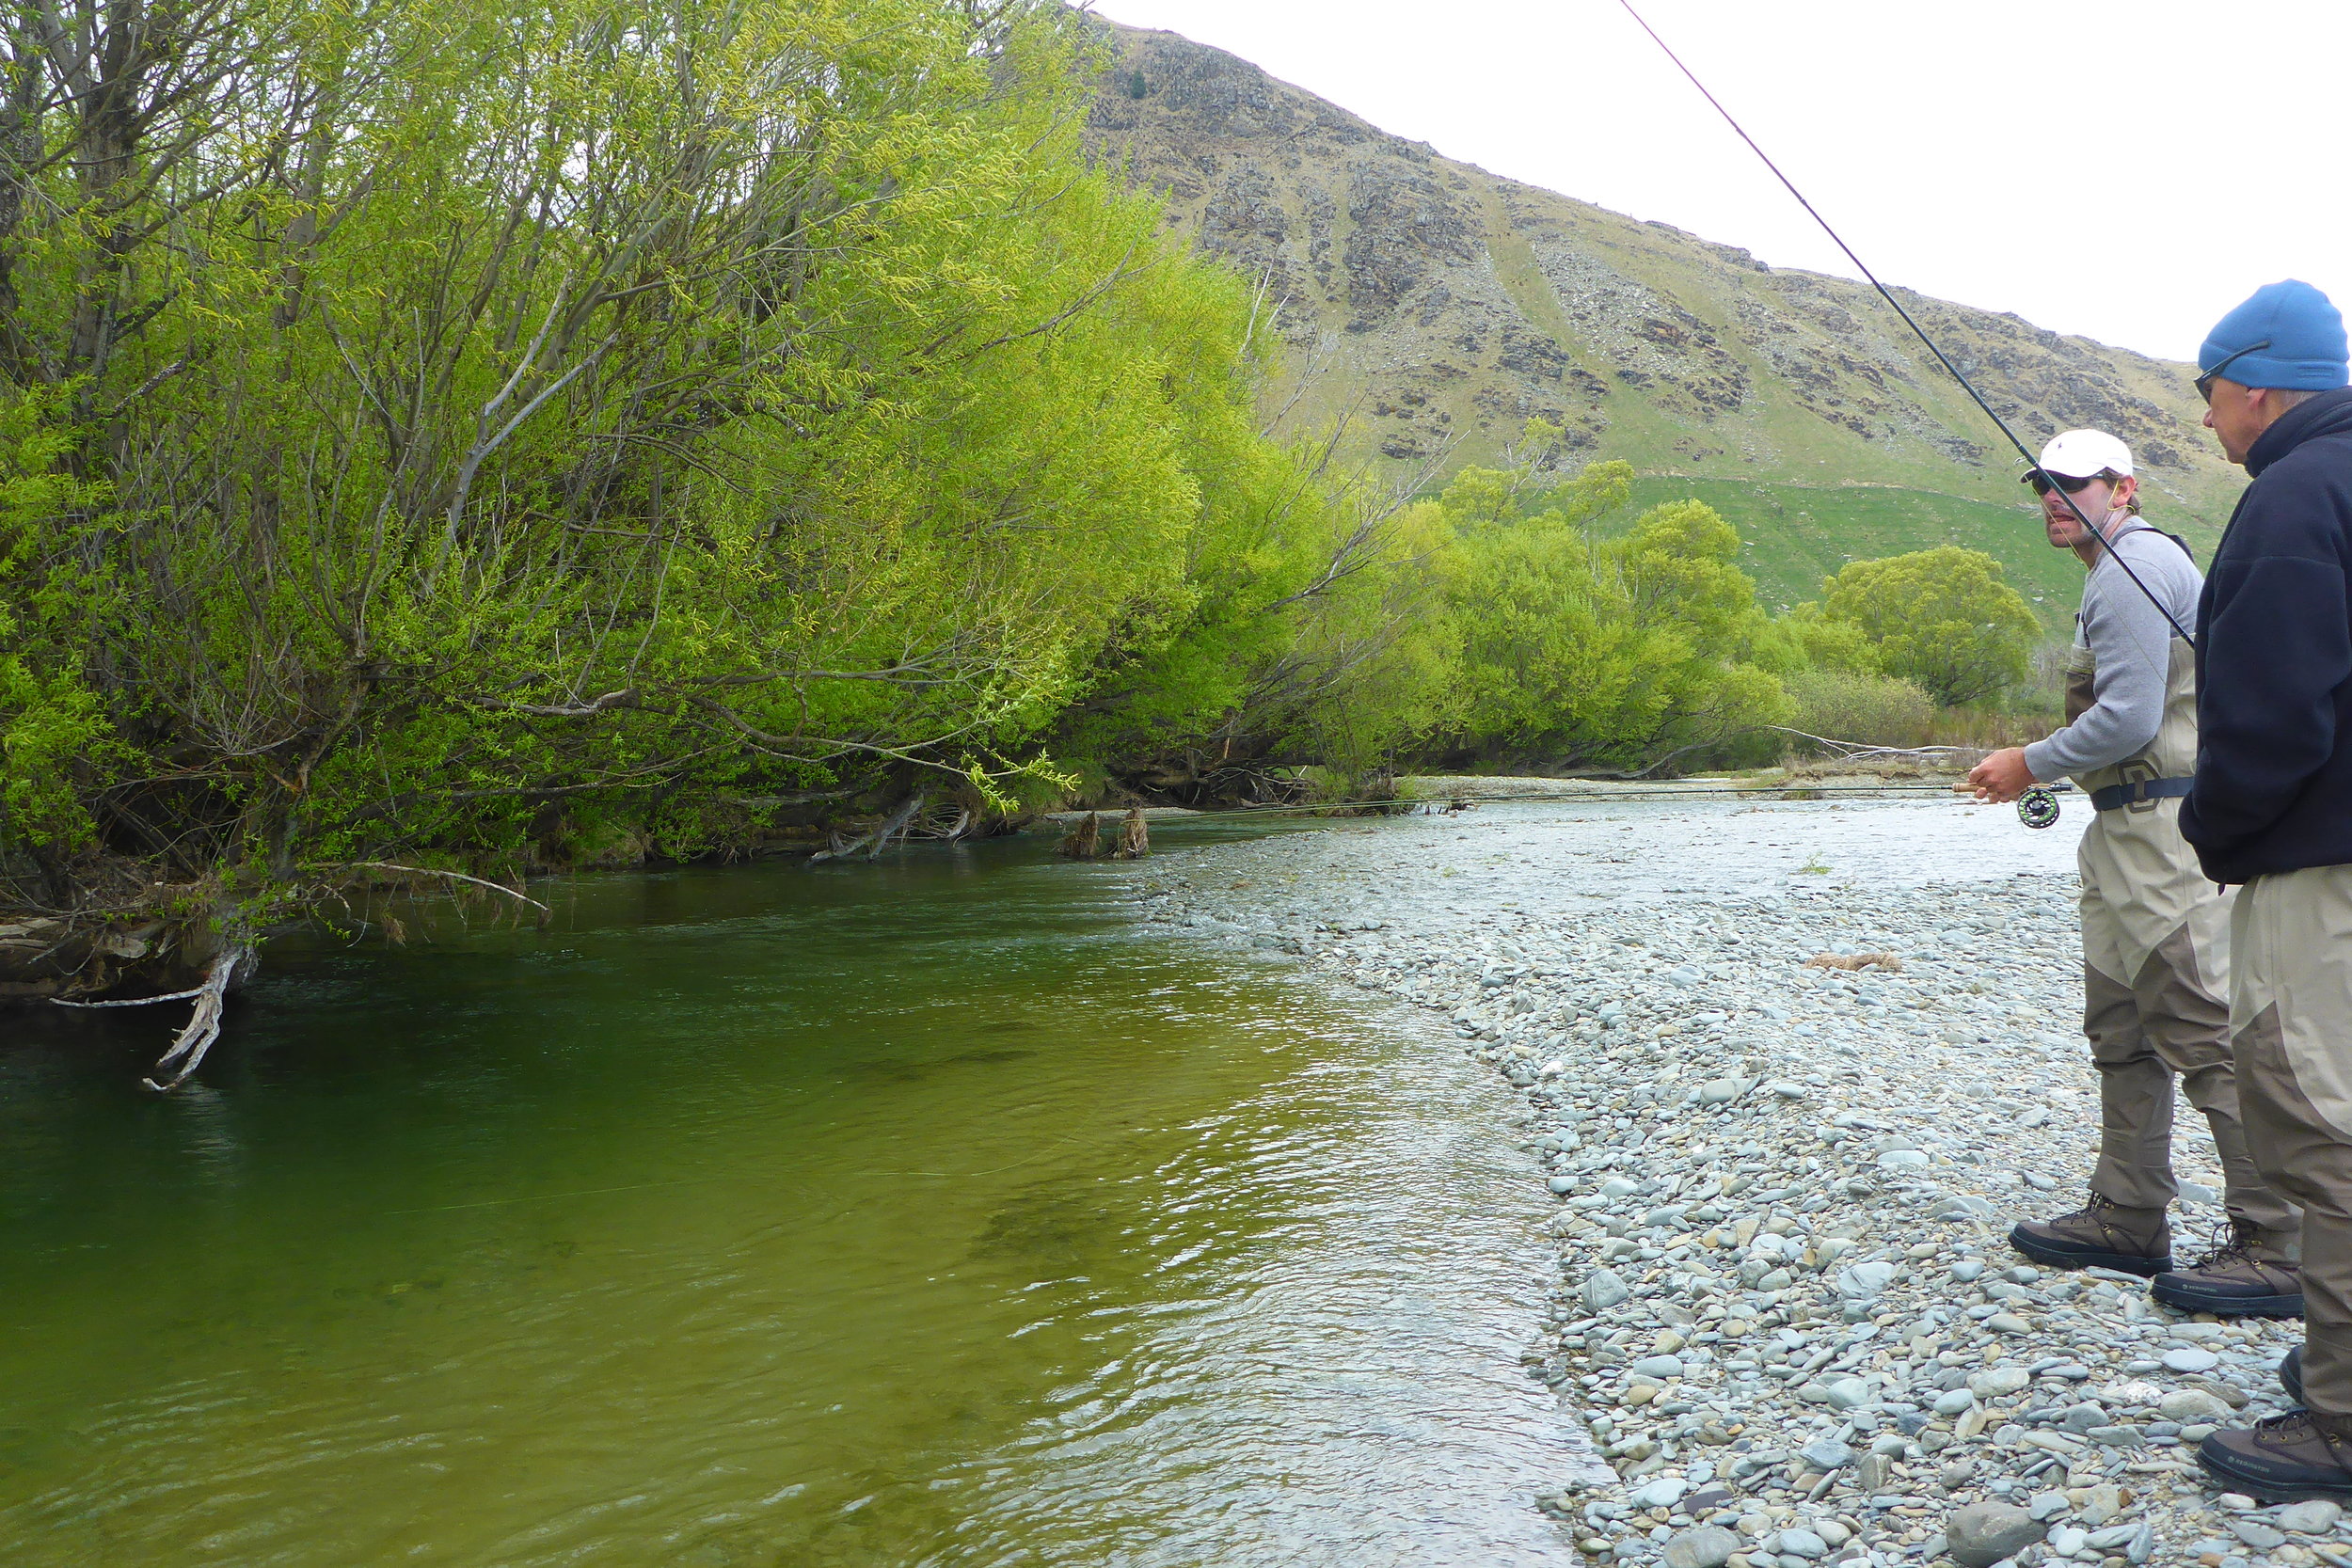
[1,822,1585,1565]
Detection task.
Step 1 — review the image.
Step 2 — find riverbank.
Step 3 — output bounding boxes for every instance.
[1141,798,2335,1568]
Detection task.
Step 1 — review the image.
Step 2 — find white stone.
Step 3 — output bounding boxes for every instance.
[1630,1477,1688,1509]
[1821,1376,1873,1411]
[2277,1499,2344,1534]
[1836,1259,1899,1298]
[2157,1387,2233,1422]
[1582,1268,1630,1312]
[1798,1437,1852,1470]
[1971,1367,2031,1399]
[1775,1528,1828,1560]
[1696,1076,1752,1105]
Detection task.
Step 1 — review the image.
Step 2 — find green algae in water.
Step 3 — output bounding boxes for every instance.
[0,833,1581,1566]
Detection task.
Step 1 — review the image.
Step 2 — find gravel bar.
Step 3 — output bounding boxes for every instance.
[1140,799,2341,1568]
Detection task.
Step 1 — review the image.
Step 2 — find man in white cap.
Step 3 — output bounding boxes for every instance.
[1967,430,2300,1316]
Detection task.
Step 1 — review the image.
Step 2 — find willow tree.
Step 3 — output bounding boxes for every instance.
[0,0,1362,1079]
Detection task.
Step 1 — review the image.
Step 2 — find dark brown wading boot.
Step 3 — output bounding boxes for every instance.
[2151,1220,2304,1318]
[2201,1410,2352,1502]
[2008,1193,2171,1275]
[2286,1345,2307,1405]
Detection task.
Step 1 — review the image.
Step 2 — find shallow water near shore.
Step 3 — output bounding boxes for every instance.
[0,819,1587,1566]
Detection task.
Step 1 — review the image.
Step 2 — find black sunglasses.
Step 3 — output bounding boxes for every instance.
[2197,339,2273,404]
[2027,470,2101,497]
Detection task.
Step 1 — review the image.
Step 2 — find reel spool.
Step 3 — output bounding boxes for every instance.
[2017,787,2061,831]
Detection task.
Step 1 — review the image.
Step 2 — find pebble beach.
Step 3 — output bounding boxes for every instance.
[1141,790,2336,1568]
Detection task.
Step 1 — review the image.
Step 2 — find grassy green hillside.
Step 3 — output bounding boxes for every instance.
[1618,478,2233,636]
[1092,22,2245,524]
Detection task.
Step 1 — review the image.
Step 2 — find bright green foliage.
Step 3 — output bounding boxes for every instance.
[1784,669,1935,749]
[1815,546,2041,706]
[1431,462,1790,769]
[0,0,1389,921]
[0,388,113,852]
[1745,604,1882,680]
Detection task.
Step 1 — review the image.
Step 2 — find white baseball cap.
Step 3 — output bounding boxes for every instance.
[2023,429,2134,483]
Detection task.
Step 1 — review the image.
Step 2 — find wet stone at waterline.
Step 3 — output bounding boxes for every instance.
[1139,795,2311,1568]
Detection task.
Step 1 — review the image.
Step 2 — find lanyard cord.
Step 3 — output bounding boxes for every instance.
[1615,0,2201,651]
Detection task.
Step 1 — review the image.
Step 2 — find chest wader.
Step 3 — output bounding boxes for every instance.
[2221,843,2352,1407]
[2070,636,2296,1248]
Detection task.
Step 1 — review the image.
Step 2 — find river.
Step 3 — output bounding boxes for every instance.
[0,818,1592,1565]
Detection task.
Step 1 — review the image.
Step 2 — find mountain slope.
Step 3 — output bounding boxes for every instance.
[1087,20,2243,592]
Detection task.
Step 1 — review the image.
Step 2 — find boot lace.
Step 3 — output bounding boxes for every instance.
[2257,1408,2352,1448]
[2058,1192,2126,1226]
[2181,1217,2260,1273]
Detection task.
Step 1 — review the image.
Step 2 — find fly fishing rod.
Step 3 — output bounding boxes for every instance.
[1615,0,2200,652]
[1131,779,2070,820]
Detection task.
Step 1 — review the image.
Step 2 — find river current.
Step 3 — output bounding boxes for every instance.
[1,820,1587,1565]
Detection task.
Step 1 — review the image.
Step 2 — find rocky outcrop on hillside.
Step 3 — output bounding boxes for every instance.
[1088,24,2236,512]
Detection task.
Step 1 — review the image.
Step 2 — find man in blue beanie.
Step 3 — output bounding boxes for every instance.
[2181,278,2352,1500]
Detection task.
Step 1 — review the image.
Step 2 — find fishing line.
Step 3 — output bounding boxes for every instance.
[1614,0,2200,652]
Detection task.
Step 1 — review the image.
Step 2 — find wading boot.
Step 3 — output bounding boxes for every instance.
[2151,1220,2304,1318]
[2201,1410,2352,1503]
[2286,1345,2307,1406]
[2008,1192,2171,1276]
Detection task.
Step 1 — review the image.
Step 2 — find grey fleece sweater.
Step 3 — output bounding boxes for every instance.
[2023,522,2203,783]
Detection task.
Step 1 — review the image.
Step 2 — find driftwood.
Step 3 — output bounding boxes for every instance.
[53,936,258,1092]
[138,941,257,1091]
[1804,952,1904,974]
[809,791,927,864]
[348,862,551,918]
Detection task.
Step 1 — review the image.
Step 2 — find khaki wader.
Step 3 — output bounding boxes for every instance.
[2233,866,2352,1411]
[2068,638,2297,1241]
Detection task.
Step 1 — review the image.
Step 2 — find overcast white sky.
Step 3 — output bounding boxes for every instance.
[1084,0,2348,366]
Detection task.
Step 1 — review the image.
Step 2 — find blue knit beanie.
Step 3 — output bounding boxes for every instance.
[2200,280,2349,390]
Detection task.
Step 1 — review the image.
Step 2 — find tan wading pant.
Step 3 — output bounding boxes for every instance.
[2079,806,2291,1232]
[2067,639,2296,1238]
[2233,866,2352,1414]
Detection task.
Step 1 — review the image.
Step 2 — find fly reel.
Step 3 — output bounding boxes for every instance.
[2017,786,2062,831]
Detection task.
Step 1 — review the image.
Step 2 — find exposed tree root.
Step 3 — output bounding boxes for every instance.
[1060,806,1151,861]
[1114,806,1149,859]
[1057,811,1103,860]
[808,792,928,864]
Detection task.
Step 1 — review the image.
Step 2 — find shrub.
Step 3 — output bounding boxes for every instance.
[1785,670,1935,750]
[1816,546,2039,706]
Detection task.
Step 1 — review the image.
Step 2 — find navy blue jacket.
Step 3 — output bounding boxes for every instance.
[2183,385,2352,883]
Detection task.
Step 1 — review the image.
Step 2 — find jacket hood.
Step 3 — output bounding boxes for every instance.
[2248,384,2352,478]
